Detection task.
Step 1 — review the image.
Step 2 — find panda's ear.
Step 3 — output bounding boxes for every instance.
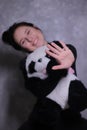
[28,61,36,74]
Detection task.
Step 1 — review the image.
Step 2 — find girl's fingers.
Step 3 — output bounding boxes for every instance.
[48,45,60,55]
[46,49,59,59]
[59,41,69,50]
[49,42,64,52]
[47,44,60,55]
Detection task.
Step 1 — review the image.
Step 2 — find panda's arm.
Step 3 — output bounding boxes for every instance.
[67,44,77,61]
[25,77,58,98]
[67,44,77,75]
[68,80,87,112]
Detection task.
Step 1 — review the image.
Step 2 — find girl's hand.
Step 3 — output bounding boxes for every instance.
[46,41,75,70]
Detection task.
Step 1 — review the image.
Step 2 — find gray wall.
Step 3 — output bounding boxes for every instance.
[0,0,87,130]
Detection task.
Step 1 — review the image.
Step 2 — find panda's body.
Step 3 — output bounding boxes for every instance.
[25,43,87,112]
[47,73,78,109]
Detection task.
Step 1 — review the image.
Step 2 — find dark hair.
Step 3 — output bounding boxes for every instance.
[2,22,41,52]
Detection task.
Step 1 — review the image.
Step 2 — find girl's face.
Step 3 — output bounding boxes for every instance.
[13,25,47,52]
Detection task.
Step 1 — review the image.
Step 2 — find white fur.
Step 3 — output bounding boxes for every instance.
[47,73,78,109]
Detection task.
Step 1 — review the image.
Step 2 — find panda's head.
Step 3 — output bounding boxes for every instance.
[25,45,50,79]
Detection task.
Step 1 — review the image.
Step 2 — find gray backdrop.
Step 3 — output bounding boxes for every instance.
[0,0,87,130]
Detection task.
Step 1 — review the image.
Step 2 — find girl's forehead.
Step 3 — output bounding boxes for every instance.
[16,26,31,32]
[14,26,31,42]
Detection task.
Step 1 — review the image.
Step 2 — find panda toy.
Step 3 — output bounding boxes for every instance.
[25,42,87,112]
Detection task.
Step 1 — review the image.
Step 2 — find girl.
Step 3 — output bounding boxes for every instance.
[2,22,87,130]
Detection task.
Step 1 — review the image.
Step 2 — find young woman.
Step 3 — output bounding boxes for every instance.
[2,22,75,70]
[2,22,87,130]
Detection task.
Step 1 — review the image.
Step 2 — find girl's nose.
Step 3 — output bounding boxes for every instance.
[28,36,32,42]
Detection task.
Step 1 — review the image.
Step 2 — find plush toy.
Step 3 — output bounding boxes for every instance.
[25,42,87,112]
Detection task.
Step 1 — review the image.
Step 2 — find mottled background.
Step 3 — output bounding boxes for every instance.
[0,0,87,130]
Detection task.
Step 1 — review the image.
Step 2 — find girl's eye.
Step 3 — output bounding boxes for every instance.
[21,40,25,45]
[38,58,42,62]
[27,30,30,35]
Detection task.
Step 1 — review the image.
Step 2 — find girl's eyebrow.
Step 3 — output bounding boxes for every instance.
[25,28,28,34]
[20,38,24,45]
[19,28,28,44]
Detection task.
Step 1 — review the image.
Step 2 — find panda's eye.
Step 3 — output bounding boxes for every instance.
[38,58,42,62]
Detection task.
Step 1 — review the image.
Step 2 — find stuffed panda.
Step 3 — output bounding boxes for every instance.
[25,42,87,112]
